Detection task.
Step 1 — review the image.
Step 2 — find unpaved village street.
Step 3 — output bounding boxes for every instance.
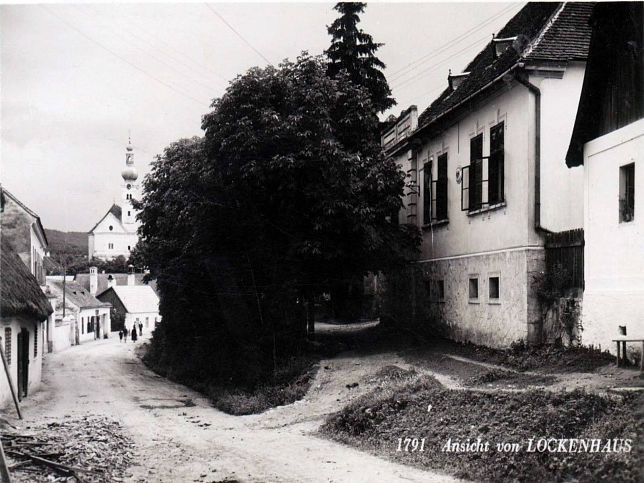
[13,333,458,483]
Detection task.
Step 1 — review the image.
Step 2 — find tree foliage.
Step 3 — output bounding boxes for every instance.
[326,2,395,114]
[136,53,418,387]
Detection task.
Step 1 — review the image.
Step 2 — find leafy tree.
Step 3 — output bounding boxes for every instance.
[136,53,418,387]
[326,2,395,114]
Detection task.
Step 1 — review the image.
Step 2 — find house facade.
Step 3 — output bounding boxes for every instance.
[566,3,644,353]
[385,3,592,347]
[97,285,160,335]
[88,138,140,260]
[47,279,112,344]
[0,187,48,285]
[0,238,52,407]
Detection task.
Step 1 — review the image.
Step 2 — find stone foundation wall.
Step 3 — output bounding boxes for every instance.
[418,248,544,348]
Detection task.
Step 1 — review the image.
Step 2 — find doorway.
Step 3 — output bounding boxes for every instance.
[16,328,29,400]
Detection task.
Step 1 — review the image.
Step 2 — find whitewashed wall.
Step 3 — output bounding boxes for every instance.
[582,118,644,353]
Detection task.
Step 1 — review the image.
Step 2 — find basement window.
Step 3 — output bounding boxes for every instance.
[489,276,500,301]
[469,276,479,302]
[619,163,635,223]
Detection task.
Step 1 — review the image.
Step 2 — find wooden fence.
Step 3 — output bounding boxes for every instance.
[545,228,584,289]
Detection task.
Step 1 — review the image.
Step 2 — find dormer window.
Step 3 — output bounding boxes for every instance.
[448,71,470,91]
[492,36,517,59]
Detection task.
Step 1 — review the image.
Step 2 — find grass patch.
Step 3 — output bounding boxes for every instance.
[466,369,557,387]
[322,379,641,482]
[208,355,318,415]
[408,338,615,373]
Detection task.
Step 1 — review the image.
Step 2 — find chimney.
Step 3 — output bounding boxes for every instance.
[89,266,98,295]
[127,265,135,286]
[107,274,116,289]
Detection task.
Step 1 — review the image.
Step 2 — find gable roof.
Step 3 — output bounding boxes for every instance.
[49,280,111,310]
[1,186,49,248]
[566,2,644,167]
[76,272,157,295]
[101,285,159,314]
[1,239,53,320]
[417,3,593,130]
[88,204,123,234]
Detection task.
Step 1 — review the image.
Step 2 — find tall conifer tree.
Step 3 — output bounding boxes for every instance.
[326,2,395,114]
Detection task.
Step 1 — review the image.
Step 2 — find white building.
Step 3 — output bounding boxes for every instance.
[47,279,112,344]
[88,138,140,260]
[565,3,644,354]
[97,284,160,335]
[384,3,592,348]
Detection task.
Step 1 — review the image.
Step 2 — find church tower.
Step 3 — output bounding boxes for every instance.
[121,137,139,231]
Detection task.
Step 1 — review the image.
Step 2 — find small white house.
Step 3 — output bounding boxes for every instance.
[97,285,160,336]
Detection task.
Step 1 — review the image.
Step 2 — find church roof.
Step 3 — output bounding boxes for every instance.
[88,203,123,234]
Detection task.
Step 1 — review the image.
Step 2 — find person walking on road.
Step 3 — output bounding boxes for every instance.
[131,325,138,343]
[139,322,143,336]
[118,330,123,342]
[123,327,129,342]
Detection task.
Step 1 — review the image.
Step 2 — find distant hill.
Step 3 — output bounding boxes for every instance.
[44,229,87,255]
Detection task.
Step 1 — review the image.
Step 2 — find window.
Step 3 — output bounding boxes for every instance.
[435,153,448,221]
[469,277,479,301]
[436,279,445,301]
[87,317,94,333]
[461,124,505,211]
[81,317,84,334]
[489,276,500,301]
[488,122,504,205]
[127,184,131,190]
[423,160,432,224]
[619,163,635,222]
[4,328,11,365]
[108,243,114,250]
[127,211,131,217]
[127,246,131,251]
[34,325,38,357]
[425,279,445,302]
[469,134,483,210]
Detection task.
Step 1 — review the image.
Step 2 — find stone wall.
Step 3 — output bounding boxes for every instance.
[418,248,544,348]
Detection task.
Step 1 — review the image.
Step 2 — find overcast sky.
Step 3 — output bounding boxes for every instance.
[1,2,521,232]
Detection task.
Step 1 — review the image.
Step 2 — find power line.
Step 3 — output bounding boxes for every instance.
[39,5,206,107]
[388,3,522,83]
[390,33,491,91]
[204,3,273,66]
[79,4,230,88]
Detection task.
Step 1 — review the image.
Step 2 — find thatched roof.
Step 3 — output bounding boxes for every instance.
[1,238,53,320]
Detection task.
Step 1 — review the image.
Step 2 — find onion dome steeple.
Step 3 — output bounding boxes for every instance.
[121,136,138,181]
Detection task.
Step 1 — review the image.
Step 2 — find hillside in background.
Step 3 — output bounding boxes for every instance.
[45,229,88,255]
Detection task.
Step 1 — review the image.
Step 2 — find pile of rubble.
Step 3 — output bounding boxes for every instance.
[2,415,135,482]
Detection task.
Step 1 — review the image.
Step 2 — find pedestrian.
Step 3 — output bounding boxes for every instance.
[139,322,143,335]
[118,330,123,342]
[131,325,138,343]
[123,327,128,342]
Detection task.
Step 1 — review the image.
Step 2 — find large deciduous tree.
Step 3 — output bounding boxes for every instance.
[326,2,395,114]
[136,54,418,387]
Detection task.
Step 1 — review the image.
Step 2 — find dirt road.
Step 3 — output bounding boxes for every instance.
[15,333,458,483]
